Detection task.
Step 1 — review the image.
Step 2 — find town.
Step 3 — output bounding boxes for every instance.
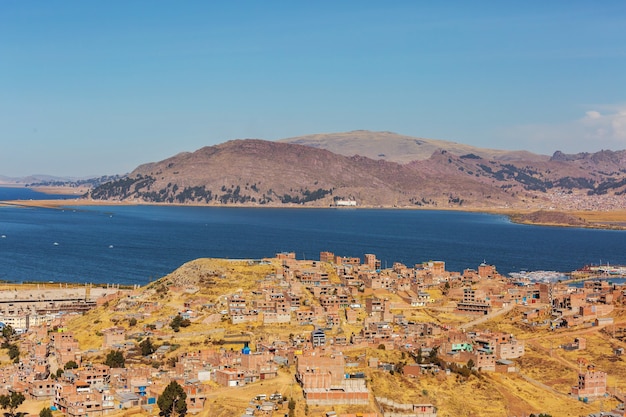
[0,252,625,417]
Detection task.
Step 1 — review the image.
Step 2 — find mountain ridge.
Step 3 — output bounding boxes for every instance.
[84,131,626,212]
[280,130,549,164]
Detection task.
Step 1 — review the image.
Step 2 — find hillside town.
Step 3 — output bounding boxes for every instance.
[0,252,625,417]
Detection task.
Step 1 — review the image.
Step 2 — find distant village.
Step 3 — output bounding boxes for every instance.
[0,251,624,417]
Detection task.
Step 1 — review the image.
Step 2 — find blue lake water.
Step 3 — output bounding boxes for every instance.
[0,186,77,201]
[1,187,626,286]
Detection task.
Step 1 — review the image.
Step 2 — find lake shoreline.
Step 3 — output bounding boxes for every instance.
[3,194,626,231]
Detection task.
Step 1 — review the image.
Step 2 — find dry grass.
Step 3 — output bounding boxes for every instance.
[573,210,626,224]
[473,306,544,338]
[367,358,605,417]
[182,367,305,417]
[17,399,51,416]
[67,258,280,347]
[40,257,626,417]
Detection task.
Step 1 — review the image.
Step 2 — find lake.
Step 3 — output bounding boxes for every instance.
[1,187,626,286]
[0,186,78,201]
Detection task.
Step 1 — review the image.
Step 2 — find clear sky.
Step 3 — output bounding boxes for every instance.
[2,1,626,177]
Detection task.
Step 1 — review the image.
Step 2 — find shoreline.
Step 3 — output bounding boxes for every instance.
[2,196,626,230]
[0,183,89,194]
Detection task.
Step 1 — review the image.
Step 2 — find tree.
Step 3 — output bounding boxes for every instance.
[170,315,191,332]
[0,392,25,417]
[64,360,78,370]
[104,350,125,368]
[157,381,187,417]
[1,326,18,363]
[39,407,53,417]
[1,326,15,347]
[288,398,296,417]
[140,338,156,356]
[7,344,19,362]
[167,356,178,368]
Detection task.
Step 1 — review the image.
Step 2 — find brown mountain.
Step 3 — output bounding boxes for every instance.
[87,132,626,211]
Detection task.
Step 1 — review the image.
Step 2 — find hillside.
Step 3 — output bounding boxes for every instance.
[54,256,622,417]
[84,131,626,212]
[86,139,517,209]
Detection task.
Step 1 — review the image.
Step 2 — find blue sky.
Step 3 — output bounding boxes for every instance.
[2,2,626,177]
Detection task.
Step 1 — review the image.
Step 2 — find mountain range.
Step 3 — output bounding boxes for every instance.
[84,131,626,211]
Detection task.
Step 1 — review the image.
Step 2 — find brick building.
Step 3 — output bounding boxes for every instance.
[571,365,607,398]
[296,352,369,405]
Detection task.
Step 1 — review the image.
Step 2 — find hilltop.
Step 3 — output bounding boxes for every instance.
[280,130,546,164]
[27,254,625,417]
